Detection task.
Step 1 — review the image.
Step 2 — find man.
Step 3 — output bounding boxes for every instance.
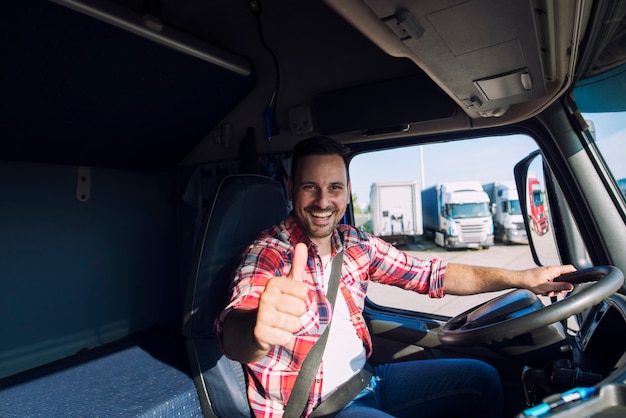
[216,136,575,417]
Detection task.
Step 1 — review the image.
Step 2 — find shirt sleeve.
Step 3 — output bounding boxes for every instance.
[214,242,285,353]
[366,233,448,298]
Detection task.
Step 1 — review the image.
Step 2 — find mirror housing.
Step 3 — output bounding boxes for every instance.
[514,151,561,266]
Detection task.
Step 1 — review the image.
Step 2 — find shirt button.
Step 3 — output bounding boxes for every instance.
[316,262,320,267]
[316,379,321,383]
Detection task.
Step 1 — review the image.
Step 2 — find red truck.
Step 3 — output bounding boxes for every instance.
[527,174,550,235]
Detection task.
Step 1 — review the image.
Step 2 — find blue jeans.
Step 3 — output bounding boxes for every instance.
[335,359,503,418]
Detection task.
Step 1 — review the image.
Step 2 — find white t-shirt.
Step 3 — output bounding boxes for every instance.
[320,258,367,399]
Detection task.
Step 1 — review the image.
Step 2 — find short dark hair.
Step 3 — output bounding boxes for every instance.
[290,136,349,179]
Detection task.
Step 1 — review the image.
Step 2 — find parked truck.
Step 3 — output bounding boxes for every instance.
[527,173,550,236]
[483,181,528,244]
[370,181,422,244]
[422,181,494,249]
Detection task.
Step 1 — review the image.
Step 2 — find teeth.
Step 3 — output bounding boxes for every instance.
[311,211,332,218]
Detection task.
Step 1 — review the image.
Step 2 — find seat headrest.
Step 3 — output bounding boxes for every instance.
[182,174,289,337]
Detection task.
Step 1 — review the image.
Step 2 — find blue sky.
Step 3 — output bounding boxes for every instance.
[349,112,626,206]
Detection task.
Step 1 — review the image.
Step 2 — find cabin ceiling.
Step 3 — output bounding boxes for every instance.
[2,0,611,168]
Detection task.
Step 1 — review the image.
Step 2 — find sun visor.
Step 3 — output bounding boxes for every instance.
[327,0,549,119]
[314,73,456,136]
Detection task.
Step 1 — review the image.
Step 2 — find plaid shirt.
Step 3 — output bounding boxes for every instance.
[215,215,447,417]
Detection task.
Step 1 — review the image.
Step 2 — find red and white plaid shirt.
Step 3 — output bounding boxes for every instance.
[215,215,447,417]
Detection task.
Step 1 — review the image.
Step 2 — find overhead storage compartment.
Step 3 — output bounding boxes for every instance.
[364,0,547,117]
[1,1,256,170]
[324,0,577,122]
[315,73,456,135]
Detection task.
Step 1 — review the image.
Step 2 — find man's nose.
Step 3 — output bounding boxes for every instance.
[315,189,330,208]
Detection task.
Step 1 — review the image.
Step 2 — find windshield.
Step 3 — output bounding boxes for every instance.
[447,202,491,218]
[509,200,522,215]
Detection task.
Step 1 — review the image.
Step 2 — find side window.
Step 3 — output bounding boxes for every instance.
[349,134,541,316]
[583,112,626,200]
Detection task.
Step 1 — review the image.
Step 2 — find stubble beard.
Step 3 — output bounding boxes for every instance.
[298,205,342,240]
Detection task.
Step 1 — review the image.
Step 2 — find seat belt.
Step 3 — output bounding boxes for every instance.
[283,249,343,418]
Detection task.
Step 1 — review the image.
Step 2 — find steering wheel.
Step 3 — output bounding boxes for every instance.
[438,266,624,346]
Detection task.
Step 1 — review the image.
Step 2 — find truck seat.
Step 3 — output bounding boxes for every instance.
[182,174,289,418]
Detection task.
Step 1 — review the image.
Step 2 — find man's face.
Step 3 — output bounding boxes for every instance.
[288,154,351,247]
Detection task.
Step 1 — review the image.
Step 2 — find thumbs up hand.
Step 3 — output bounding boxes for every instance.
[253,243,310,351]
[287,242,308,283]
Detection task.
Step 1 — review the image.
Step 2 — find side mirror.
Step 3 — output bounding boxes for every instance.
[514,151,561,266]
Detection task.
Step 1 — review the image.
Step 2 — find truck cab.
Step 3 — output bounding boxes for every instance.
[422,181,494,250]
[2,1,626,417]
[484,181,528,244]
[527,174,550,236]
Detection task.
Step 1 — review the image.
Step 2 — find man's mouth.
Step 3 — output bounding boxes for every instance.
[311,211,332,218]
[307,208,334,221]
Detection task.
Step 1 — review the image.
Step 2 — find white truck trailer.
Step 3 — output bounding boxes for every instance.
[483,181,528,244]
[370,181,422,243]
[422,181,494,249]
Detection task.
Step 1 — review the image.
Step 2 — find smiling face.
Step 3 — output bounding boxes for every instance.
[288,154,351,249]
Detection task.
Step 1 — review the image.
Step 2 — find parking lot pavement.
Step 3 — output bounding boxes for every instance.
[368,241,538,317]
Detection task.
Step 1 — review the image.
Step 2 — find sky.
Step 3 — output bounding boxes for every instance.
[349,112,626,206]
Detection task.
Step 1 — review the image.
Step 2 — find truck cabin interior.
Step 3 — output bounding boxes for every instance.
[2,0,626,417]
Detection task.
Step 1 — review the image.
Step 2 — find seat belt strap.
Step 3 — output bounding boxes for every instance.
[308,368,373,418]
[283,249,344,418]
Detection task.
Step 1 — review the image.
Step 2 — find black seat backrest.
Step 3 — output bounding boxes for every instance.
[182,174,289,418]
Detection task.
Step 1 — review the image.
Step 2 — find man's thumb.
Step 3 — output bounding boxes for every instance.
[288,243,308,281]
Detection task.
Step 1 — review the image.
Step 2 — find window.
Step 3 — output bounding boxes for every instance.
[349,134,541,316]
[583,112,626,200]
[510,199,522,215]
